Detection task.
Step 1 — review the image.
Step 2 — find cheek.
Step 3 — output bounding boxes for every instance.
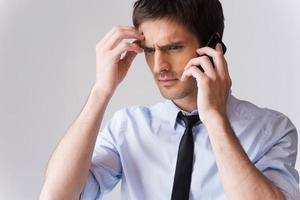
[169,54,190,72]
[178,51,198,69]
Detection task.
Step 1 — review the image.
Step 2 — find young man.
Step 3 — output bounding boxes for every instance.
[40,0,300,199]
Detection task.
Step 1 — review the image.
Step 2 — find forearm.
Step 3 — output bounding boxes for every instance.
[204,113,286,200]
[40,84,112,200]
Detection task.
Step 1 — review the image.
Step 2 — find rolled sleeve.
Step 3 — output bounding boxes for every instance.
[80,110,124,199]
[255,113,300,200]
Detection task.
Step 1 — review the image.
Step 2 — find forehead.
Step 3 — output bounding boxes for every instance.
[138,18,197,47]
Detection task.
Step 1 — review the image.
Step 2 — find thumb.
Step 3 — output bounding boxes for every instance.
[119,51,138,76]
[121,50,138,67]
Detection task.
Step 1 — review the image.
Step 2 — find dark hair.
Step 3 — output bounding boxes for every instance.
[132,0,225,46]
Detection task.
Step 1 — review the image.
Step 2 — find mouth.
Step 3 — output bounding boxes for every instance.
[158,78,178,86]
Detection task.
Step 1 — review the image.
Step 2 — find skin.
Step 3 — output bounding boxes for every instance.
[138,18,231,121]
[138,18,199,112]
[39,16,286,200]
[138,18,286,200]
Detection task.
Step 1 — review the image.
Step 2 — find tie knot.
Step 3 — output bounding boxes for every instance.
[178,111,201,128]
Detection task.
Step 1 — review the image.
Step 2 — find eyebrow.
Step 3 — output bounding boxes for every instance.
[138,41,186,51]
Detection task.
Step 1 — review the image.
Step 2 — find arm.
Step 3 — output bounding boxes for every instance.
[40,26,144,200]
[40,85,111,200]
[181,43,288,199]
[204,112,286,200]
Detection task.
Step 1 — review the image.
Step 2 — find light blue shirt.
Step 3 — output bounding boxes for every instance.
[80,92,300,200]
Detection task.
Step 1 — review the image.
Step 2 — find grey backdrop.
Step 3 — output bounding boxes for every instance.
[0,0,299,199]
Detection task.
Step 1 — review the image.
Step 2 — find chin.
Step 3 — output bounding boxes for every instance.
[157,78,198,100]
[159,87,194,100]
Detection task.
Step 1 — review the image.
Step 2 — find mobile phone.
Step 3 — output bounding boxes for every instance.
[198,32,227,72]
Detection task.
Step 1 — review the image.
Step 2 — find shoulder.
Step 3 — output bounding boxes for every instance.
[114,103,155,119]
[109,101,164,127]
[229,94,297,143]
[229,94,294,126]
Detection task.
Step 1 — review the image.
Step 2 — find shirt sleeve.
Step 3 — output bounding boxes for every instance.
[254,112,300,200]
[80,110,124,200]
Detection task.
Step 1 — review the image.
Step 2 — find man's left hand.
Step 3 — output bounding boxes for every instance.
[180,43,232,124]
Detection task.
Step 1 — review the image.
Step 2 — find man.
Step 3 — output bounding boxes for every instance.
[40,0,300,199]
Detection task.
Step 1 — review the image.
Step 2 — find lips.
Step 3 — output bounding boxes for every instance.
[158,78,178,86]
[159,79,177,81]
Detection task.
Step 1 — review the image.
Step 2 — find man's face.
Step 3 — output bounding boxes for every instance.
[138,18,201,100]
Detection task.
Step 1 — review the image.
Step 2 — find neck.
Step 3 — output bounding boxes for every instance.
[172,90,198,113]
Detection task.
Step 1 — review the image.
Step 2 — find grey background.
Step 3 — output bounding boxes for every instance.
[0,0,299,199]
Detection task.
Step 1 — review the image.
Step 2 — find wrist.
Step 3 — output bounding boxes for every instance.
[91,83,113,103]
[201,111,229,131]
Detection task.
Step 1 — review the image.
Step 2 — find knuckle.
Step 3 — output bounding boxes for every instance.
[203,78,211,86]
[114,30,123,38]
[111,26,124,37]
[190,58,198,65]
[191,66,198,72]
[197,56,204,63]
[191,58,200,66]
[202,55,210,62]
[203,75,210,82]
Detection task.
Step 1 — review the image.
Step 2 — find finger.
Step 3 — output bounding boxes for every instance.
[104,28,144,50]
[213,44,231,84]
[181,65,206,83]
[111,42,143,60]
[216,43,230,79]
[196,46,226,78]
[184,56,216,79]
[117,51,138,79]
[120,50,138,67]
[196,46,221,66]
[100,26,139,45]
[222,58,230,79]
[215,43,224,54]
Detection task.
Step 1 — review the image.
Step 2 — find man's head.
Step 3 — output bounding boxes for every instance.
[132,0,225,101]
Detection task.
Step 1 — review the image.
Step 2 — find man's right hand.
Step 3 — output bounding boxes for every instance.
[94,26,144,97]
[40,25,144,200]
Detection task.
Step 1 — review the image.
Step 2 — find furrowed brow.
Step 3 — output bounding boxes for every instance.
[158,41,185,49]
[138,41,186,50]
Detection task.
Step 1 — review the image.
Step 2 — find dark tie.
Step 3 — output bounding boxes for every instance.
[171,111,201,200]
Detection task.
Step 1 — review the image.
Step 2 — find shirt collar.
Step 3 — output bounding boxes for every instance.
[162,99,199,130]
[162,99,182,129]
[162,89,233,130]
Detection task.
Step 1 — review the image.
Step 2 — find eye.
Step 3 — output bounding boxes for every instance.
[144,47,155,54]
[168,45,183,51]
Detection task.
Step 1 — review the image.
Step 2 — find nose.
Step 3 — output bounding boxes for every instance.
[153,50,169,74]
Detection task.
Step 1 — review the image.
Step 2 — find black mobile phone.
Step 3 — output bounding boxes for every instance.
[198,32,227,72]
